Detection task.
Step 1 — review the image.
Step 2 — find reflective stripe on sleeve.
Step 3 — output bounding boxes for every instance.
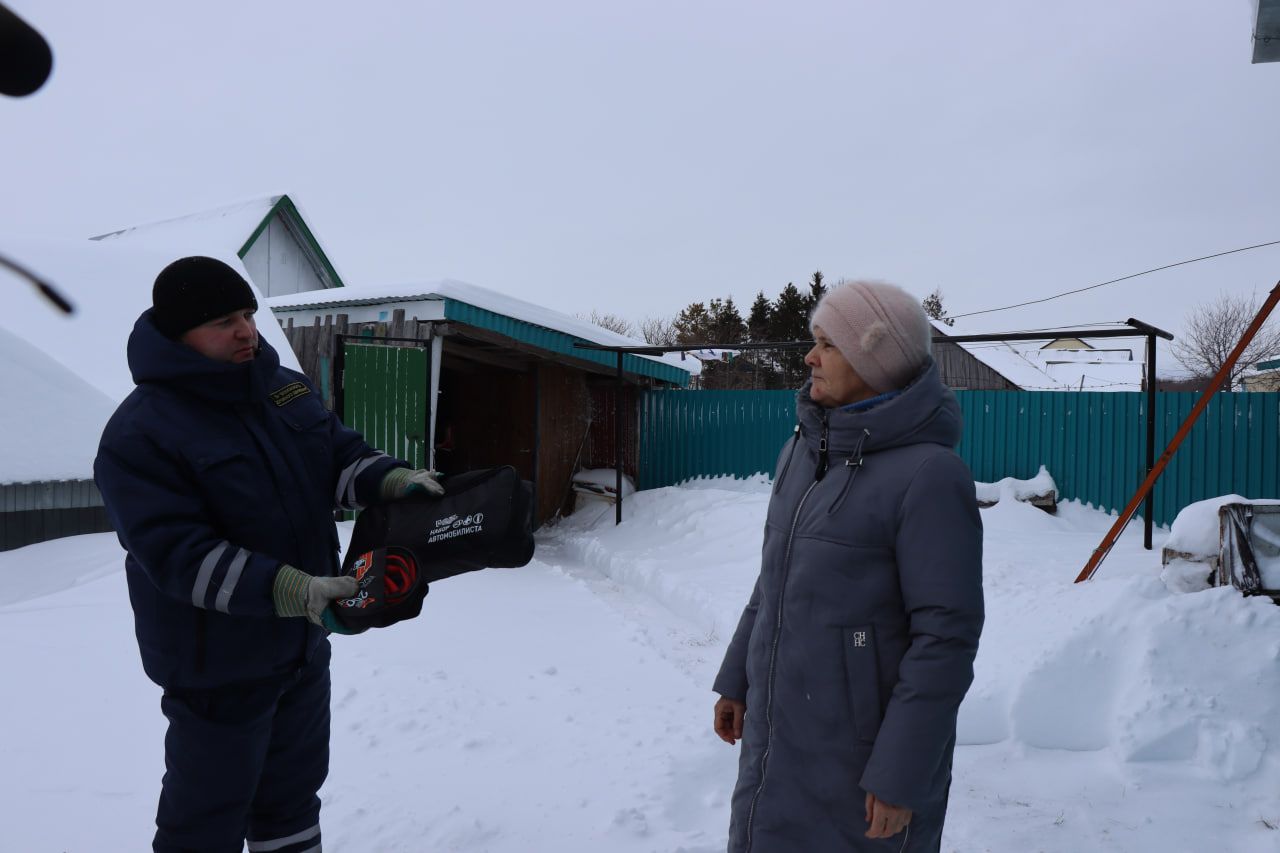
[191,542,229,608]
[213,548,250,614]
[334,452,387,510]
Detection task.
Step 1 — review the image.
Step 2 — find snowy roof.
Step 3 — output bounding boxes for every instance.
[0,327,119,483]
[931,319,1146,391]
[90,193,348,289]
[267,279,692,383]
[0,236,298,402]
[91,194,279,255]
[1034,348,1134,363]
[957,341,1069,390]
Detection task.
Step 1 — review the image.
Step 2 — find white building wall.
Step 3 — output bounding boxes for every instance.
[242,217,327,297]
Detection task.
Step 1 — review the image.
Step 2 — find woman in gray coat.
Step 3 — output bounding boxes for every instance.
[713,281,984,852]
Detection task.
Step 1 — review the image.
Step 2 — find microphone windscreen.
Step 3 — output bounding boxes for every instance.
[0,4,53,97]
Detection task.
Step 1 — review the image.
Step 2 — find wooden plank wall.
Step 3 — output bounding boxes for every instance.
[537,363,592,521]
[278,309,426,411]
[932,341,1020,391]
[584,382,639,478]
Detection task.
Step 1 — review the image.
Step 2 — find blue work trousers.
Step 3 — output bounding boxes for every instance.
[153,640,332,853]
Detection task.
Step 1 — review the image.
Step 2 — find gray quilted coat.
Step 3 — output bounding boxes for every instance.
[713,361,984,852]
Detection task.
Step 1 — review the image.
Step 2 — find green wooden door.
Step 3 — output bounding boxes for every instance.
[341,342,430,468]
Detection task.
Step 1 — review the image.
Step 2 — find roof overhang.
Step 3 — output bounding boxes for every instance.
[1255,0,1280,62]
[269,294,689,387]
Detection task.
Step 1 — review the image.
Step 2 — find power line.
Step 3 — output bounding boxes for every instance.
[950,239,1280,320]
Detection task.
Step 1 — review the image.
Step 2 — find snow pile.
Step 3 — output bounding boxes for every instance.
[3,477,1280,851]
[0,327,118,483]
[1164,495,1247,559]
[974,465,1057,506]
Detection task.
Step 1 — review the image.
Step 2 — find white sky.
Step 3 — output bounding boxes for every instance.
[3,1,1279,364]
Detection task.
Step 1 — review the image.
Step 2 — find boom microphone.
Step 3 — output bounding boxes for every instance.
[0,3,53,97]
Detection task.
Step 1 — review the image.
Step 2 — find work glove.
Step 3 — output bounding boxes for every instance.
[272,564,361,635]
[380,467,445,501]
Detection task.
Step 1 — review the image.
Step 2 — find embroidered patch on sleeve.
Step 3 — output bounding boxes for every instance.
[270,381,311,407]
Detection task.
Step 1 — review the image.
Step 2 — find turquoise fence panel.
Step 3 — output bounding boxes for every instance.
[639,390,796,488]
[639,389,1280,528]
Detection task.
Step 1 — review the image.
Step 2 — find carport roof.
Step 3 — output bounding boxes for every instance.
[267,280,691,387]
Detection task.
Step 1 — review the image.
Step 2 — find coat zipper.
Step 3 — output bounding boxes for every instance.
[772,425,801,492]
[744,475,820,851]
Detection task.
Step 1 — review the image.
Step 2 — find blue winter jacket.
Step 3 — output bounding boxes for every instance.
[713,360,984,852]
[95,311,406,690]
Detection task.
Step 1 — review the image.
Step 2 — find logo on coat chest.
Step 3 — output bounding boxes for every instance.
[269,381,310,407]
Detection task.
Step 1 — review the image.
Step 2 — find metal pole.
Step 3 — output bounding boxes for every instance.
[1125,318,1174,551]
[615,350,624,525]
[1078,284,1280,582]
[1144,332,1157,549]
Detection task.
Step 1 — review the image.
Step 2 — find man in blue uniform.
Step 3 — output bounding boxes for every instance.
[95,256,442,853]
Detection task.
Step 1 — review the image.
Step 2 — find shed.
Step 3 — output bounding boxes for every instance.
[267,281,691,525]
[931,322,1025,390]
[931,322,1147,392]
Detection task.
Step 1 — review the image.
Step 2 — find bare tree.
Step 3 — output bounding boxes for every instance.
[638,315,678,347]
[579,310,635,337]
[1171,291,1280,391]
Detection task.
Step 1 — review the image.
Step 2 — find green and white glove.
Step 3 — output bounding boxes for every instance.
[273,564,360,635]
[380,467,445,500]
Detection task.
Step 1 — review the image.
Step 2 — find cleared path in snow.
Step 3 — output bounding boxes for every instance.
[0,531,737,852]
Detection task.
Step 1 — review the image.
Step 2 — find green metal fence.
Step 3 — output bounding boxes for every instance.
[341,342,429,469]
[638,389,1280,528]
[639,390,797,487]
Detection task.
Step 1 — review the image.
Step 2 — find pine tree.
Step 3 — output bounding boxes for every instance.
[673,302,713,344]
[744,291,777,389]
[806,270,826,311]
[708,297,747,345]
[747,291,772,342]
[922,288,955,327]
[770,283,811,387]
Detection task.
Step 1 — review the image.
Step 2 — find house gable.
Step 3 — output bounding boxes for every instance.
[239,195,345,297]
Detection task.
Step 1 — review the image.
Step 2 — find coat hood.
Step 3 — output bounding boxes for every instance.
[796,358,962,456]
[127,308,281,403]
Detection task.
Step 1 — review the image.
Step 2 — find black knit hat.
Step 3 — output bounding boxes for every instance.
[151,256,259,339]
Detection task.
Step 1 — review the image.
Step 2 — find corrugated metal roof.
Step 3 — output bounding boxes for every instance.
[442,299,688,386]
[268,280,691,386]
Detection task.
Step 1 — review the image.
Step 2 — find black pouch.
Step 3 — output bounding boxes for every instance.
[331,545,428,632]
[344,465,536,585]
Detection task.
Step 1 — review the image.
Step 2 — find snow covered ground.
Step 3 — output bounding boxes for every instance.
[3,478,1279,852]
